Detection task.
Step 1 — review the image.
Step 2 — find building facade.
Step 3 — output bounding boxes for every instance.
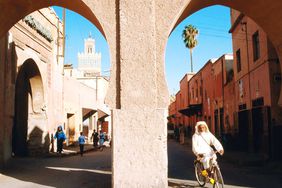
[169,9,282,159]
[64,35,111,143]
[0,8,65,156]
[0,8,111,158]
[170,55,234,138]
[230,9,282,157]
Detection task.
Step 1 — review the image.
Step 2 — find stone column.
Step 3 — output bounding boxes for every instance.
[89,115,93,131]
[112,109,168,187]
[0,33,13,168]
[0,33,6,168]
[112,0,168,187]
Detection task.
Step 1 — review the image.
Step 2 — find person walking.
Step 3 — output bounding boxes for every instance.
[99,130,105,148]
[54,125,66,154]
[192,121,224,184]
[78,132,86,156]
[91,129,99,148]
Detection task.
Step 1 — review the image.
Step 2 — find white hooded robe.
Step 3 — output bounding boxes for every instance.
[192,121,223,169]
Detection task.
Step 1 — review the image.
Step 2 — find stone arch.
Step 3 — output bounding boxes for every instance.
[169,0,282,105]
[0,0,118,108]
[0,0,105,39]
[13,58,45,156]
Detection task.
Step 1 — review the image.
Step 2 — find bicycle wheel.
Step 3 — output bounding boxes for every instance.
[194,161,206,187]
[213,166,224,188]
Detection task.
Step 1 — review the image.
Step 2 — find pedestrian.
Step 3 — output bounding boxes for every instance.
[54,125,66,154]
[192,121,224,185]
[179,125,185,144]
[174,125,180,141]
[99,130,105,148]
[78,132,86,156]
[91,129,99,148]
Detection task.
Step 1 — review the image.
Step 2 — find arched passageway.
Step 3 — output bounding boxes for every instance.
[13,59,45,156]
[170,0,282,105]
[166,1,282,169]
[167,0,282,157]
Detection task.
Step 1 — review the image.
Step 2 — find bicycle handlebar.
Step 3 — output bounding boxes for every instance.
[197,150,224,158]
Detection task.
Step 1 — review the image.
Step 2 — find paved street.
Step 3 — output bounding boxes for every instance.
[168,139,282,188]
[0,141,282,188]
[0,148,112,188]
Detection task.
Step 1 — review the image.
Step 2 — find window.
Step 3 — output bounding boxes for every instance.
[252,31,260,61]
[236,49,241,72]
[88,46,92,53]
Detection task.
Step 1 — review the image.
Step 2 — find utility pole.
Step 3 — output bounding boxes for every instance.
[56,8,66,75]
[62,8,66,140]
[62,8,66,75]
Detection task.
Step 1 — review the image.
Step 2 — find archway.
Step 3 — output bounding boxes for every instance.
[13,59,45,156]
[0,0,117,108]
[165,1,282,186]
[170,0,282,106]
[0,0,105,39]
[2,5,112,187]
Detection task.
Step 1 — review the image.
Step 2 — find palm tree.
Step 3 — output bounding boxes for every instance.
[182,24,199,72]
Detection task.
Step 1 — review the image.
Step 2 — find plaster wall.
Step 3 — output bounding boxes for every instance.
[112,109,167,188]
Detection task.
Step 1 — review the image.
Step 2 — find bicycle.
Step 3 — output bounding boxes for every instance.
[194,153,224,188]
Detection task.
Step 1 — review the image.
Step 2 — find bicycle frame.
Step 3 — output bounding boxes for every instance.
[194,154,224,188]
[210,161,224,188]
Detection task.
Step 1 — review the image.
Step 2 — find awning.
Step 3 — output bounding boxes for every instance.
[97,104,111,120]
[82,108,97,121]
[178,104,202,117]
[179,108,191,116]
[189,104,202,116]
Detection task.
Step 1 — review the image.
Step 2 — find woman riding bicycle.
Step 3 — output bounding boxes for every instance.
[192,121,224,184]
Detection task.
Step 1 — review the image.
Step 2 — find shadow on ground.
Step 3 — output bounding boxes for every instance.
[0,149,112,188]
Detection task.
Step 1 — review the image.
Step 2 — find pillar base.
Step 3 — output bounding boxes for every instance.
[112,108,168,188]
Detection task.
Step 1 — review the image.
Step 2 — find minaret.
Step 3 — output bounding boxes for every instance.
[77,33,101,77]
[84,32,95,54]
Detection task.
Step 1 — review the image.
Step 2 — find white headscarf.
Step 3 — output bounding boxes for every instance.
[194,121,210,134]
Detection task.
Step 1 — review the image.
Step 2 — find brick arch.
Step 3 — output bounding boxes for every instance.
[170,0,282,105]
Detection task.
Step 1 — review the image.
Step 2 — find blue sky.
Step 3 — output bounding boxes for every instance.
[53,5,232,95]
[165,6,232,95]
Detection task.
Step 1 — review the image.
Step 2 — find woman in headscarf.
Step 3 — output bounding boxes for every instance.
[54,125,66,154]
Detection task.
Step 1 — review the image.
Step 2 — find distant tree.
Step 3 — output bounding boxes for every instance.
[182,24,199,72]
